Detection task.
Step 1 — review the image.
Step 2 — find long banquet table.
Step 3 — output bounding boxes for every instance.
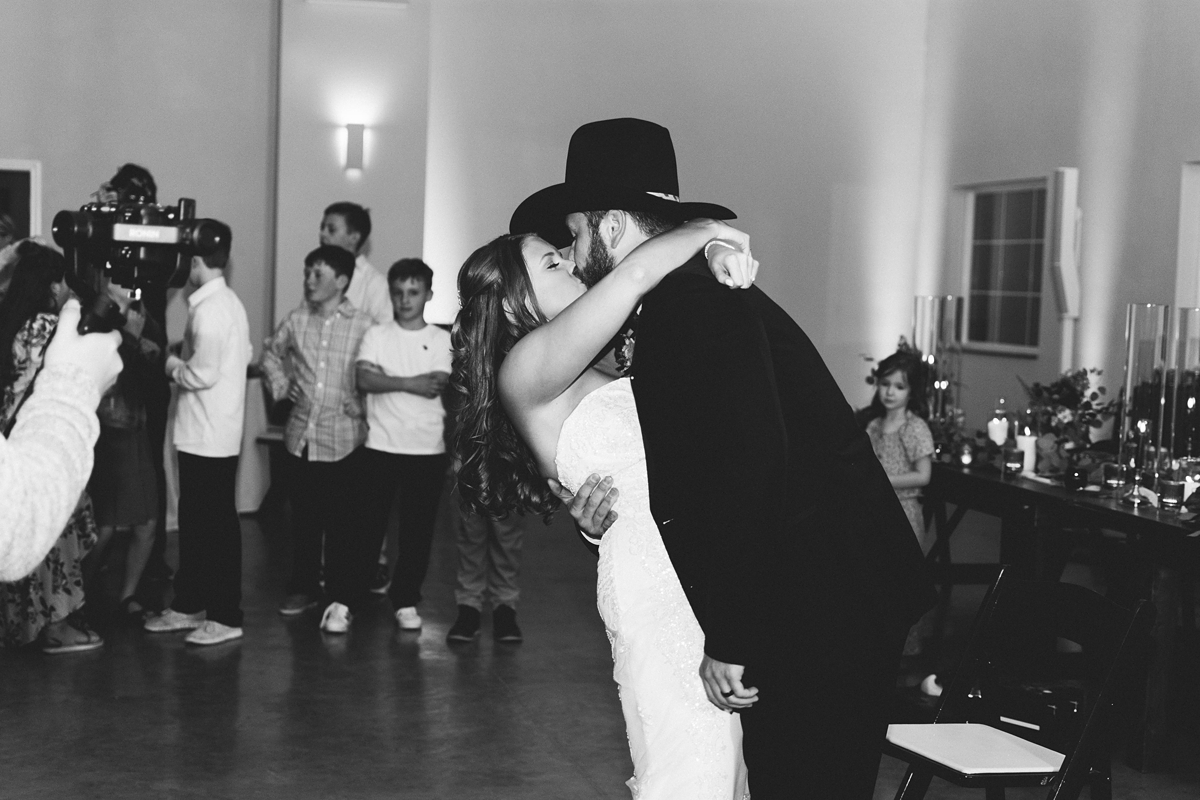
[925,461,1200,772]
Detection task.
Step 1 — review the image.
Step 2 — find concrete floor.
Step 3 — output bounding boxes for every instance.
[1,495,1197,799]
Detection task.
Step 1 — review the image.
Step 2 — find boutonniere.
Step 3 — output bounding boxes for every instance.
[614,305,641,376]
[615,328,636,376]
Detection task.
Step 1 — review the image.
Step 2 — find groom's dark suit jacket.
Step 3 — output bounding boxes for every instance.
[628,256,936,667]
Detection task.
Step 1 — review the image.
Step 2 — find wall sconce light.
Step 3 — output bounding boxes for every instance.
[345,123,365,171]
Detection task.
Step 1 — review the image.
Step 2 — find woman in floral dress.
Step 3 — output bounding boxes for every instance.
[0,242,102,652]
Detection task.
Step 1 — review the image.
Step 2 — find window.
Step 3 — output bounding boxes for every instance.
[964,181,1047,354]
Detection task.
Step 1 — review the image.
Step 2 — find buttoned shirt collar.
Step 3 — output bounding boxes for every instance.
[187,275,227,308]
[307,296,357,320]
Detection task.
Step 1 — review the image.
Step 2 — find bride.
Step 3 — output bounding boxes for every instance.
[451,219,757,799]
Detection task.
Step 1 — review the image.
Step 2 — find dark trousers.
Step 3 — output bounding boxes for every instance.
[137,374,173,606]
[738,609,907,799]
[173,452,243,627]
[286,447,368,611]
[358,449,448,609]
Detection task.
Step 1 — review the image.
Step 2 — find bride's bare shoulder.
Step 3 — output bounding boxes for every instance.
[503,368,613,476]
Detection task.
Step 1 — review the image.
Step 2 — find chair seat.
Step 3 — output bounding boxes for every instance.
[887,723,1065,776]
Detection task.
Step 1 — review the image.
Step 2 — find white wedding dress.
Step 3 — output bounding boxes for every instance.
[556,378,749,799]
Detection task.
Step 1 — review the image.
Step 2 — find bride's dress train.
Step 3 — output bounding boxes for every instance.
[556,378,748,799]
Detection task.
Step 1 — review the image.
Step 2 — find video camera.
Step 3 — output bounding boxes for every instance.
[52,198,228,333]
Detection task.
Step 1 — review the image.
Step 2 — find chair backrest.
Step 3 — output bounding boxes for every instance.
[934,568,1153,769]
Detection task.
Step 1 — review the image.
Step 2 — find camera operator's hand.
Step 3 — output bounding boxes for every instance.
[101,277,139,316]
[122,305,147,339]
[139,338,164,365]
[44,299,123,395]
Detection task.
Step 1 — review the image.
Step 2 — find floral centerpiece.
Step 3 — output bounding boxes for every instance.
[1019,368,1117,474]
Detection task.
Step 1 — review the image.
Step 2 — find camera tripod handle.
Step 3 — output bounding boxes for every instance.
[77,293,128,335]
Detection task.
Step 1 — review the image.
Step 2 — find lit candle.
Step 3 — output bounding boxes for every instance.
[987,416,1008,446]
[1015,433,1037,474]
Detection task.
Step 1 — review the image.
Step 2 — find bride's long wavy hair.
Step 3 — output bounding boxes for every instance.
[450,233,559,520]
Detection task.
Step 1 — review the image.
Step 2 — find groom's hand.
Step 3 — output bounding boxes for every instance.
[700,655,758,712]
[549,474,619,540]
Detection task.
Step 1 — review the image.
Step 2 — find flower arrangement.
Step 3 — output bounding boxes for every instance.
[1019,368,1117,473]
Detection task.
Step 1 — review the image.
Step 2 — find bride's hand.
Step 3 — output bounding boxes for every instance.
[698,221,756,289]
[705,239,758,289]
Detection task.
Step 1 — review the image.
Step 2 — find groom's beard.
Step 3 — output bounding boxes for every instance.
[579,224,617,289]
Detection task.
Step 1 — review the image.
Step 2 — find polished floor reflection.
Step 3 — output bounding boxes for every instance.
[1,495,1197,799]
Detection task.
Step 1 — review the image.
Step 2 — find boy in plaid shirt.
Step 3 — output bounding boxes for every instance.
[260,245,373,633]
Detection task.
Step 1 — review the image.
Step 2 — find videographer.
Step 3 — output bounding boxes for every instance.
[0,270,122,581]
[91,164,164,324]
[84,163,175,611]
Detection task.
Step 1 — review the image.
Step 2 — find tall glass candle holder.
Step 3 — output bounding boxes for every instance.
[1167,307,1200,460]
[1118,303,1170,506]
[912,295,963,420]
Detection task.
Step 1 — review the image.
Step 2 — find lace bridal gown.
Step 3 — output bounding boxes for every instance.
[555,378,749,799]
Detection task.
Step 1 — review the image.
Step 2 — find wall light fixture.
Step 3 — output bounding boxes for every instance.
[345,123,365,171]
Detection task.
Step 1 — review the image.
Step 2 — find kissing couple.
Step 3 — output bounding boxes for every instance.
[451,118,935,799]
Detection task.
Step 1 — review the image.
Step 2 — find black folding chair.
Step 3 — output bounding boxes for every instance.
[885,567,1154,800]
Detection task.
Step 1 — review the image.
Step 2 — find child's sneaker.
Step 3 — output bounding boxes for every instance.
[144,609,206,633]
[394,607,422,630]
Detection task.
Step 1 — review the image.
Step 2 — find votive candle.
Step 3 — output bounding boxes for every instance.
[1015,433,1037,474]
[987,417,1009,446]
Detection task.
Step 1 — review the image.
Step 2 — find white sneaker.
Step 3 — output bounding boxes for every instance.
[144,609,206,633]
[395,606,422,630]
[320,602,352,634]
[185,620,244,646]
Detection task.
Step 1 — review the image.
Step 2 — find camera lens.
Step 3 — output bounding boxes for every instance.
[51,209,97,247]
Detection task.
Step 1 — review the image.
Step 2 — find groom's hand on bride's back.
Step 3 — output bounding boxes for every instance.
[548,474,619,541]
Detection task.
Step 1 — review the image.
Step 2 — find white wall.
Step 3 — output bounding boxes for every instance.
[21,0,1200,454]
[0,0,277,349]
[273,0,430,326]
[424,0,932,398]
[922,0,1200,429]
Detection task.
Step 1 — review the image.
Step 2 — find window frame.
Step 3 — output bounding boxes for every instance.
[0,158,43,239]
[959,177,1049,359]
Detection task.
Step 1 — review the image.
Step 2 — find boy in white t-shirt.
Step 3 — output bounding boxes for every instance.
[355,259,451,630]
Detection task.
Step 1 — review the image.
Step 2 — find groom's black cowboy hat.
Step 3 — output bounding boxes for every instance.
[509,118,736,248]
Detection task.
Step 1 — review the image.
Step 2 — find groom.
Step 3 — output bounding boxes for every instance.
[512,118,935,799]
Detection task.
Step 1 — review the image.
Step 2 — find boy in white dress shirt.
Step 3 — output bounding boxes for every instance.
[355,259,451,630]
[144,223,253,646]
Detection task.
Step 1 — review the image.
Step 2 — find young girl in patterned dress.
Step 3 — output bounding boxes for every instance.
[862,349,935,548]
[863,349,936,658]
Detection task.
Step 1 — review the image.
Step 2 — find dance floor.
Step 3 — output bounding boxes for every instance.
[1,490,1197,799]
